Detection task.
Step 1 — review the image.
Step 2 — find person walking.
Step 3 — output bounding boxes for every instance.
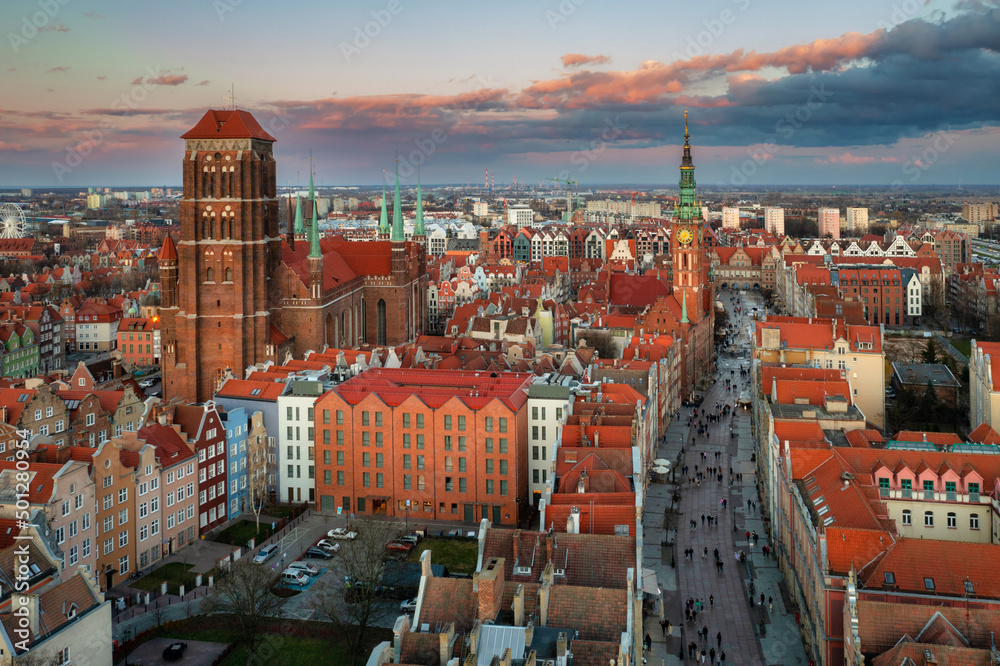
[768,596,773,613]
[660,618,667,636]
[717,631,722,648]
[710,648,716,664]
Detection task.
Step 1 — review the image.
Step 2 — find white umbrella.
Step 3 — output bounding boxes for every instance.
[652,466,669,475]
[653,458,670,466]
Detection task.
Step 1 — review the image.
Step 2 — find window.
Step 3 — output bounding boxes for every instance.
[459,478,466,493]
[362,411,369,426]
[403,413,410,428]
[119,508,128,526]
[500,480,508,495]
[119,531,128,548]
[968,482,980,501]
[403,454,411,470]
[57,647,71,666]
[363,473,370,488]
[458,436,466,451]
[499,417,508,433]
[500,460,507,475]
[901,478,912,498]
[901,510,911,525]
[458,415,466,431]
[923,480,935,499]
[55,526,65,544]
[444,415,452,430]
[486,479,494,495]
[878,477,889,497]
[403,475,411,490]
[376,473,383,488]
[500,438,507,453]
[924,577,935,591]
[971,513,980,529]
[336,410,344,425]
[924,511,934,527]
[82,538,90,559]
[417,434,424,449]
[86,413,96,426]
[947,512,957,528]
[485,417,493,432]
[375,412,383,427]
[337,471,345,486]
[945,481,957,500]
[486,459,494,474]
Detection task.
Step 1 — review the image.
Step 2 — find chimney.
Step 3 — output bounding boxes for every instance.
[567,507,580,534]
[524,650,537,666]
[19,593,39,638]
[556,633,568,658]
[545,533,555,563]
[498,648,512,666]
[420,548,434,578]
[513,584,525,626]
[525,620,535,647]
[476,557,506,622]
[539,573,553,626]
[439,623,456,666]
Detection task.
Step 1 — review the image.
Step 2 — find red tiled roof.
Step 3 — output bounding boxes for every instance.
[864,539,1000,597]
[216,378,286,401]
[0,461,58,504]
[137,423,194,467]
[159,234,177,261]
[857,600,1000,655]
[181,109,277,141]
[327,368,532,411]
[825,527,895,575]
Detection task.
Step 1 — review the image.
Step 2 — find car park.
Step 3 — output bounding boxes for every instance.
[253,544,278,564]
[304,546,335,560]
[281,569,310,586]
[327,528,357,540]
[287,561,320,577]
[162,642,187,662]
[316,539,341,552]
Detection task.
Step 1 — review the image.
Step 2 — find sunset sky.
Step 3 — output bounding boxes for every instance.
[2,0,999,187]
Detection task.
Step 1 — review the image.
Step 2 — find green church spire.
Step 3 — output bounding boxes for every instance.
[309,187,322,258]
[677,110,699,222]
[414,162,425,237]
[680,291,689,324]
[293,195,304,235]
[391,159,404,242]
[378,172,389,236]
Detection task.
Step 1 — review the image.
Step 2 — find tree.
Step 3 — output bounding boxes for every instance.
[922,338,938,364]
[247,415,271,536]
[307,518,404,666]
[202,559,288,666]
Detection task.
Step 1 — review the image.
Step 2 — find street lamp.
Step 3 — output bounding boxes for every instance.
[404,500,410,532]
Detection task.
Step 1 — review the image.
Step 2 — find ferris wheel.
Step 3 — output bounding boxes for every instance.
[0,203,26,239]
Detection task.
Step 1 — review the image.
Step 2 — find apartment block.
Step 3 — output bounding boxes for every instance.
[525,381,571,506]
[846,207,868,234]
[314,368,533,525]
[818,208,841,239]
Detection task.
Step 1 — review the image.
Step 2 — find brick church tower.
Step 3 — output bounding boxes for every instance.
[160,109,281,403]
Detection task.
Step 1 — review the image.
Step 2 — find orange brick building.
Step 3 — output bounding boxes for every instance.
[314,368,533,525]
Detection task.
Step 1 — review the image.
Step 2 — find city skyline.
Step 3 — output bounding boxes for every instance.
[1,0,999,187]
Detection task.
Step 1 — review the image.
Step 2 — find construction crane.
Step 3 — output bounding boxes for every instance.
[550,176,577,222]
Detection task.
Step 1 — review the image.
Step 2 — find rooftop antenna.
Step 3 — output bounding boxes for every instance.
[223,84,236,110]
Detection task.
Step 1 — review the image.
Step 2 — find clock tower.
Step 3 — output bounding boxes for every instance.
[672,111,708,324]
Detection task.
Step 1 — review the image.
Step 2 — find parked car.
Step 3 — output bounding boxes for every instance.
[386,540,414,554]
[316,539,341,552]
[162,642,187,662]
[304,547,335,560]
[327,528,358,540]
[281,569,310,586]
[398,533,421,545]
[287,561,320,577]
[400,598,418,612]
[138,378,156,389]
[253,544,278,564]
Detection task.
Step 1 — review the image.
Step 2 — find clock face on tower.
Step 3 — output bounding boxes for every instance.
[677,227,694,245]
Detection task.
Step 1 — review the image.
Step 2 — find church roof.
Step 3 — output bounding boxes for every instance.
[181,109,277,142]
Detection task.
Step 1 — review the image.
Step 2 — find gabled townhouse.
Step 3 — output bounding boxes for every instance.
[91,440,136,591]
[214,379,284,504]
[173,403,228,535]
[74,298,123,352]
[220,407,250,520]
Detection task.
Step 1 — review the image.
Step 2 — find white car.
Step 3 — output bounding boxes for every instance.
[280,569,310,586]
[287,561,320,577]
[400,598,418,612]
[327,528,357,540]
[252,544,278,564]
[316,539,341,552]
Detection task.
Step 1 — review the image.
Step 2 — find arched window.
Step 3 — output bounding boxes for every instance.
[206,267,214,282]
[225,267,233,282]
[377,299,387,346]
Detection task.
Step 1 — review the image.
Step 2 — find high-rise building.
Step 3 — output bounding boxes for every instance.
[722,206,741,229]
[764,207,785,236]
[846,207,869,234]
[507,206,533,228]
[962,202,998,225]
[818,208,841,239]
[473,200,489,217]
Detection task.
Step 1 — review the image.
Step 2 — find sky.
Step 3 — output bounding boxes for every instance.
[1,0,999,188]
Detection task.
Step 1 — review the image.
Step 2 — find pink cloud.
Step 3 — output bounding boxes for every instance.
[196,80,210,86]
[147,73,188,86]
[561,53,612,68]
[130,76,143,85]
[41,25,70,32]
[47,67,70,74]
[97,75,106,80]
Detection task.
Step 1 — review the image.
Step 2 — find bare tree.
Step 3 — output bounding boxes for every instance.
[150,603,166,628]
[247,414,272,536]
[308,518,404,666]
[12,651,57,666]
[201,559,287,666]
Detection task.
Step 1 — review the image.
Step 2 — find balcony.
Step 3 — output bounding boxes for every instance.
[879,488,890,498]
[901,489,913,499]
[924,490,935,500]
[946,491,957,501]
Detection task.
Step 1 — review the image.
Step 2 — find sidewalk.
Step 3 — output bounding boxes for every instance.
[639,292,809,665]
